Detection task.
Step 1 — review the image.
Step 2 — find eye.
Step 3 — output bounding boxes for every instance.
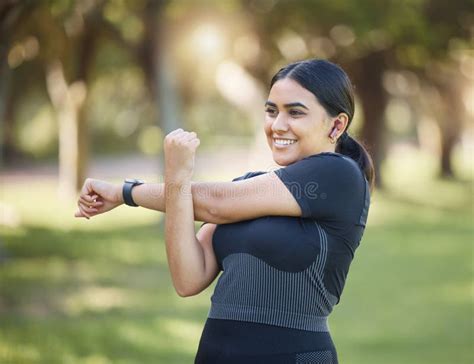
[289,109,305,116]
[265,108,278,117]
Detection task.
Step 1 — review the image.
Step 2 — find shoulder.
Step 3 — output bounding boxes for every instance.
[302,152,361,174]
[276,152,365,188]
[313,153,370,226]
[312,152,369,199]
[274,152,369,223]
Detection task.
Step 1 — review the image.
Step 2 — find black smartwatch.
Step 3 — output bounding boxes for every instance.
[122,178,145,207]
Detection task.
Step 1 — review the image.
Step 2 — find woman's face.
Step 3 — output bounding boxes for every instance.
[264,78,334,166]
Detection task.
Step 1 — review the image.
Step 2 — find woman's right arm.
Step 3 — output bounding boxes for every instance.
[76,154,359,225]
[75,173,301,224]
[75,179,223,222]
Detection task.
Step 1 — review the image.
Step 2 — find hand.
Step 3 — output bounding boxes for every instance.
[164,128,200,183]
[74,178,123,219]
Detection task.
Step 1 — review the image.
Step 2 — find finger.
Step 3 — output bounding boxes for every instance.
[81,193,100,203]
[176,132,198,144]
[77,203,92,219]
[78,179,95,202]
[190,138,201,148]
[78,198,90,208]
[80,178,93,194]
[78,206,96,218]
[165,130,186,145]
[81,194,96,203]
[74,209,91,219]
[167,128,184,137]
[86,200,103,208]
[79,202,98,213]
[75,209,89,219]
[81,206,99,215]
[79,182,88,196]
[172,131,191,141]
[79,196,102,207]
[181,132,198,142]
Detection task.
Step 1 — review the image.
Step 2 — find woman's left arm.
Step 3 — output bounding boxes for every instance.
[163,130,219,296]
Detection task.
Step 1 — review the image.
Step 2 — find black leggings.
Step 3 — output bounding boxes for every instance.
[195,318,338,364]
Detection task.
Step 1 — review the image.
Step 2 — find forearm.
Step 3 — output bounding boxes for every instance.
[131,181,227,223]
[130,183,166,212]
[164,180,205,296]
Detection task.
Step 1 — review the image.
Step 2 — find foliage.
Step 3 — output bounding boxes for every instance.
[3,0,471,159]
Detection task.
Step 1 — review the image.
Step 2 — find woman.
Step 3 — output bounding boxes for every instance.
[76,59,374,364]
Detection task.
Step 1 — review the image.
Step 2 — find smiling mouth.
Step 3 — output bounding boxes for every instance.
[273,138,297,147]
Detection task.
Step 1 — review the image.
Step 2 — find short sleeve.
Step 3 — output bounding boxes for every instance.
[232,171,267,182]
[274,153,369,225]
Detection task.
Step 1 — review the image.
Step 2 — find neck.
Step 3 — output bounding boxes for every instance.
[317,144,336,154]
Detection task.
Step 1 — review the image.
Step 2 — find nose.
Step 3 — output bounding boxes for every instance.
[271,114,289,133]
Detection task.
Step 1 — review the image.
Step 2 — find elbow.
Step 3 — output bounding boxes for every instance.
[206,192,236,224]
[193,182,233,224]
[175,287,189,297]
[172,277,204,297]
[176,289,195,298]
[204,205,230,225]
[175,285,200,298]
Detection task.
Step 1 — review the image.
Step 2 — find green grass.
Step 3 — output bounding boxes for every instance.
[0,152,472,364]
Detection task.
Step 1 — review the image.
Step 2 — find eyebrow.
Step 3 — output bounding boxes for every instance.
[265,101,309,110]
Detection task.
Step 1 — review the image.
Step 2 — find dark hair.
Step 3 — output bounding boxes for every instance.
[270,59,375,191]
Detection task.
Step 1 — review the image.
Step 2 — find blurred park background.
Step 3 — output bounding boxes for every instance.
[0,0,473,363]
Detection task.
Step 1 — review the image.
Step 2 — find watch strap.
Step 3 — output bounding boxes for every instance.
[123,179,144,207]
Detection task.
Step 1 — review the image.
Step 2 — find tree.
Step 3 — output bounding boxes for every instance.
[4,0,470,192]
[4,0,183,196]
[43,2,100,198]
[239,0,472,185]
[0,0,35,165]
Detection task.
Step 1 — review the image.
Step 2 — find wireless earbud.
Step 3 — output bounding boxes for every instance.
[329,127,339,139]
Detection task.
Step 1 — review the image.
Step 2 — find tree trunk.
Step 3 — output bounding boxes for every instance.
[420,63,464,179]
[141,0,181,136]
[46,60,87,198]
[435,81,463,178]
[45,14,96,198]
[0,58,17,166]
[350,52,388,188]
[73,23,96,190]
[0,1,33,166]
[440,132,456,178]
[139,0,181,176]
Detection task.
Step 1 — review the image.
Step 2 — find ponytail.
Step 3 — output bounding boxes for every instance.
[336,132,375,192]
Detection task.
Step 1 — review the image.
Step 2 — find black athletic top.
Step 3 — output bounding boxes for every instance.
[207,152,370,332]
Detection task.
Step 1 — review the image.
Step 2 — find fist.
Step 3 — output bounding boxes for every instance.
[164,128,200,182]
[74,178,123,219]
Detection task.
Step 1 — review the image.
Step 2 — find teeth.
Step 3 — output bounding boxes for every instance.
[274,139,297,145]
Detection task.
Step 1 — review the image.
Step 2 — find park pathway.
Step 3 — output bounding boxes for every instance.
[1,146,278,183]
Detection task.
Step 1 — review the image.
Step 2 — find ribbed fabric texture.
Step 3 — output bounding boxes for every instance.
[296,350,334,363]
[209,223,338,332]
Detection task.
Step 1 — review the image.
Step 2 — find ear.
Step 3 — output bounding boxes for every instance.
[330,113,349,136]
